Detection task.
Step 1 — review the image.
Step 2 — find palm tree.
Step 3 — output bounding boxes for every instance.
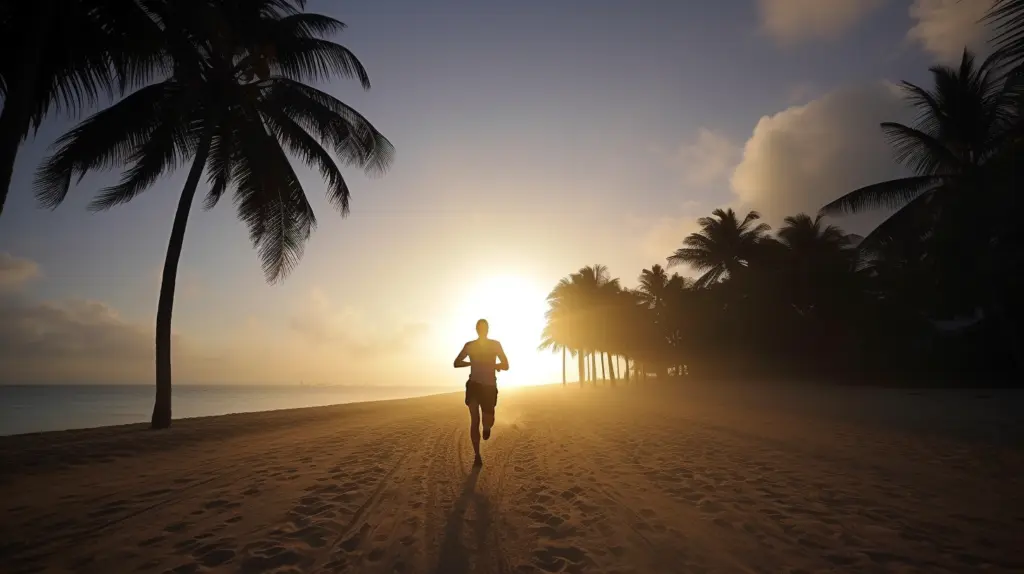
[775,213,859,310]
[572,265,619,384]
[777,213,851,252]
[819,51,1017,248]
[819,49,1022,370]
[0,0,165,221]
[34,1,393,428]
[637,264,671,309]
[667,208,771,288]
[539,292,576,386]
[543,275,587,386]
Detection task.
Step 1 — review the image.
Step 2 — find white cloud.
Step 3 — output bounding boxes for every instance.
[730,83,912,231]
[730,83,919,233]
[0,254,211,384]
[908,0,996,63]
[0,253,40,289]
[675,129,741,187]
[758,0,885,43]
[288,287,428,356]
[0,259,432,386]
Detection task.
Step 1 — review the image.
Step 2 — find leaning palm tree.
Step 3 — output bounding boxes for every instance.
[34,2,393,428]
[667,208,771,288]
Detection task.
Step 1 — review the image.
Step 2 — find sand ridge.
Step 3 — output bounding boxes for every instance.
[1,383,1021,573]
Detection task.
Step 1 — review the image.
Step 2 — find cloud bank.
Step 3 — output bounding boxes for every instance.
[758,0,885,43]
[908,0,996,63]
[730,83,912,231]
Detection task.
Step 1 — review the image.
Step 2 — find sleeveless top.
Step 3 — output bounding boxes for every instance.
[466,338,502,386]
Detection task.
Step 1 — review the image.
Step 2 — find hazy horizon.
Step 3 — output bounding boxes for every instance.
[0,0,999,387]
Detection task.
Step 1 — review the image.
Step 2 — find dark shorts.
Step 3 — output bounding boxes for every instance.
[465,381,498,414]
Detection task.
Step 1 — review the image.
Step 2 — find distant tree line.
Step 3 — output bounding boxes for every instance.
[541,3,1024,387]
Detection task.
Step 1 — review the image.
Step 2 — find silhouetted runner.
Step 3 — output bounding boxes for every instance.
[453,318,509,466]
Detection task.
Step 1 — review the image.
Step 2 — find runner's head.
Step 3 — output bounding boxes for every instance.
[476,318,489,338]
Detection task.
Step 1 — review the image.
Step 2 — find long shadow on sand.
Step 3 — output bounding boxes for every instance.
[433,466,493,574]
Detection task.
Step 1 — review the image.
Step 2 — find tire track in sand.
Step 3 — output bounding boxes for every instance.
[311,426,438,573]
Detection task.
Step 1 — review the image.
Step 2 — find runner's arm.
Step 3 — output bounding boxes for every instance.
[453,343,471,368]
[496,342,509,371]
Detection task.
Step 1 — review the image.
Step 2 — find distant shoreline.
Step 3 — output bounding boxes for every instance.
[0,384,462,437]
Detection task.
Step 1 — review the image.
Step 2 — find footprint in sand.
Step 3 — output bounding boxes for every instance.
[532,545,590,573]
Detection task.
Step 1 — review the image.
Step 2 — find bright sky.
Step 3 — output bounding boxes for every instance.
[0,0,997,387]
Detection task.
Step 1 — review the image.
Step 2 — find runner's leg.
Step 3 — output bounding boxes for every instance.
[481,385,496,440]
[468,401,482,463]
[482,409,494,440]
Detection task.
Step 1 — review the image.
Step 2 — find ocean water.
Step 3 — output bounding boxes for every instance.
[0,384,453,436]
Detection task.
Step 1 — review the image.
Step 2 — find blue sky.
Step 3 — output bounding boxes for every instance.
[0,0,997,386]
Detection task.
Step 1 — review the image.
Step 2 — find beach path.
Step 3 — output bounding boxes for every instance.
[1,383,1021,573]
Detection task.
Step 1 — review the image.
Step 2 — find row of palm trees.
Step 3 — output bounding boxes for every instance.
[540,211,865,384]
[541,3,1024,385]
[1,0,393,427]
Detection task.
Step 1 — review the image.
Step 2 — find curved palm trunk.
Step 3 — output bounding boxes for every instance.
[0,3,52,221]
[152,133,213,429]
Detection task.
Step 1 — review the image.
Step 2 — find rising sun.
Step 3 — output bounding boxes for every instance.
[448,274,551,387]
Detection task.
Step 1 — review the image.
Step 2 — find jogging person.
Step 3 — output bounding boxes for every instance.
[453,318,509,466]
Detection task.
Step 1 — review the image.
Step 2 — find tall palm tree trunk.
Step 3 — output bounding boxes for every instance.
[0,3,51,221]
[561,347,566,386]
[590,352,596,385]
[600,352,606,381]
[577,350,585,387]
[610,354,617,386]
[152,133,213,429]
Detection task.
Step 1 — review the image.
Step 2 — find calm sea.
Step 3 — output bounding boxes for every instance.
[0,384,453,436]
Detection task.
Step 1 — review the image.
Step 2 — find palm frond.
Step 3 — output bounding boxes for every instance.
[261,78,394,176]
[260,99,351,214]
[739,210,762,228]
[33,81,184,209]
[88,113,199,211]
[668,248,716,271]
[880,122,962,173]
[232,110,316,282]
[203,113,240,210]
[987,0,1024,66]
[858,189,937,249]
[819,175,945,215]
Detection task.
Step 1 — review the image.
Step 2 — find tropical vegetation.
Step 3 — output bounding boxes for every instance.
[541,4,1024,386]
[2,0,392,427]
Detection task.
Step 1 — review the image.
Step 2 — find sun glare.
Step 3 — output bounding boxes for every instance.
[448,274,553,387]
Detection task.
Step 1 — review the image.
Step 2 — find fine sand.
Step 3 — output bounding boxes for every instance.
[1,381,1021,573]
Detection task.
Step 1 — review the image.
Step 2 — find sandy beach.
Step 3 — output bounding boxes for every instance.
[1,382,1021,574]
